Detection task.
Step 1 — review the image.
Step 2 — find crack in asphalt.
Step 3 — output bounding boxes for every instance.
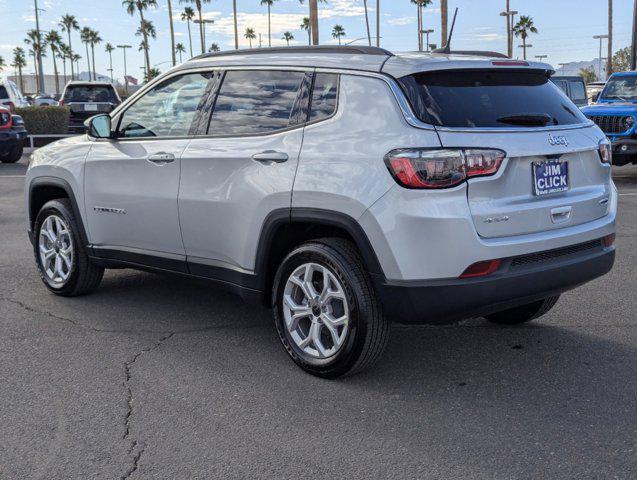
[121,332,175,479]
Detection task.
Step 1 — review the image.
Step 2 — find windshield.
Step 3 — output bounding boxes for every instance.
[399,69,588,128]
[63,85,118,103]
[600,76,637,101]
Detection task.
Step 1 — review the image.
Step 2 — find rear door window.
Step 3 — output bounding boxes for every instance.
[309,73,339,122]
[568,80,587,103]
[399,70,588,128]
[207,70,306,136]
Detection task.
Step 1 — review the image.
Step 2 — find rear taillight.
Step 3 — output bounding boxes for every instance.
[58,99,64,106]
[459,259,502,279]
[598,139,612,164]
[0,110,12,129]
[384,148,506,189]
[602,233,615,247]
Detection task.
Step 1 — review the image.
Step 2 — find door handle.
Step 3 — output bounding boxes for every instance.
[550,206,572,224]
[147,152,175,164]
[251,151,289,163]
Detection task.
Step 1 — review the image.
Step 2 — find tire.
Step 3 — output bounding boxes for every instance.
[272,238,390,378]
[485,295,560,325]
[33,198,104,296]
[0,144,23,163]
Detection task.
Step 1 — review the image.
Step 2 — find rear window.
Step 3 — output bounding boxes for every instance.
[63,85,118,103]
[399,70,588,128]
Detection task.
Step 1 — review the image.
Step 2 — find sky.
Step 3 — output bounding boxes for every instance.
[0,0,634,83]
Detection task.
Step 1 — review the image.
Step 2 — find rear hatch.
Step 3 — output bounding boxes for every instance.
[398,66,611,238]
[63,84,119,120]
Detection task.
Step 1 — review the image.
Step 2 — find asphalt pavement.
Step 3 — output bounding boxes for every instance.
[1,156,635,479]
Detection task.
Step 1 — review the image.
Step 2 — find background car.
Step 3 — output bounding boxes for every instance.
[0,79,30,111]
[33,94,58,107]
[0,105,27,163]
[59,81,121,134]
[551,76,588,107]
[587,81,607,103]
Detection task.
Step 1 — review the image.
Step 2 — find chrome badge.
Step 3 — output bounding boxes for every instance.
[548,134,569,147]
[94,206,126,215]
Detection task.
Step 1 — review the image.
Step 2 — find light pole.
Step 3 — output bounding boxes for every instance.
[345,36,383,46]
[33,0,45,93]
[500,8,518,57]
[194,19,214,52]
[558,62,568,75]
[593,34,609,80]
[518,44,532,60]
[117,44,132,95]
[422,29,434,51]
[632,0,637,70]
[535,54,548,62]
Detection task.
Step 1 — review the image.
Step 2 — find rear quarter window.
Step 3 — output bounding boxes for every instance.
[399,69,588,128]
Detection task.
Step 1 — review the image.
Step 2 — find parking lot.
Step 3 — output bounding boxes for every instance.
[0,156,635,479]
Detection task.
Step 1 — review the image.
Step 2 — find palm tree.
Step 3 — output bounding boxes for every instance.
[58,44,70,85]
[245,27,256,48]
[59,14,79,80]
[208,43,220,52]
[411,0,433,51]
[232,0,239,49]
[72,53,82,78]
[260,0,277,48]
[145,67,160,81]
[45,30,62,93]
[176,42,186,62]
[123,0,157,73]
[440,0,448,47]
[282,31,294,46]
[301,17,311,45]
[181,7,196,58]
[167,0,176,66]
[25,30,46,90]
[80,27,92,78]
[607,0,613,77]
[332,25,345,45]
[136,19,157,68]
[12,48,27,92]
[105,43,115,82]
[362,0,371,46]
[299,0,323,45]
[0,57,5,72]
[512,15,538,60]
[180,0,212,55]
[89,30,102,81]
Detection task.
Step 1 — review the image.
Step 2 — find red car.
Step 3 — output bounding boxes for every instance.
[0,106,27,163]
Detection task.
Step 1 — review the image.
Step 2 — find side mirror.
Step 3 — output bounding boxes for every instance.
[86,114,112,139]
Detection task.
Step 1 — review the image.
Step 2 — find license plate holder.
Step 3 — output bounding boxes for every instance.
[533,159,569,196]
[84,103,98,112]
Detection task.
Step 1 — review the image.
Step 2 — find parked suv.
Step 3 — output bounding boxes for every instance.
[0,79,30,111]
[59,81,120,133]
[26,47,617,377]
[551,75,588,107]
[581,71,637,165]
[0,105,27,163]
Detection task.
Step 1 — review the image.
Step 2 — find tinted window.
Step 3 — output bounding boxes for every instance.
[400,70,588,128]
[64,85,118,103]
[0,86,8,99]
[119,72,212,138]
[310,73,338,122]
[207,70,305,136]
[568,80,586,102]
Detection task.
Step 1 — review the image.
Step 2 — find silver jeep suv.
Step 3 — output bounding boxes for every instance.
[26,47,617,377]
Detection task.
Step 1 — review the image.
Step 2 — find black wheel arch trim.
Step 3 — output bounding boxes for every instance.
[28,176,90,247]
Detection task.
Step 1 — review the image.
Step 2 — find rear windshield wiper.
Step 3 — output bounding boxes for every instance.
[496,114,554,126]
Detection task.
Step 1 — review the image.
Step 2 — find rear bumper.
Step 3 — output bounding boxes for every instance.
[374,240,615,324]
[610,137,637,165]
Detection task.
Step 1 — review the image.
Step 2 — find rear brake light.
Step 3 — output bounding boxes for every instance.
[598,139,612,164]
[602,234,615,247]
[491,60,529,67]
[384,148,505,189]
[459,259,502,279]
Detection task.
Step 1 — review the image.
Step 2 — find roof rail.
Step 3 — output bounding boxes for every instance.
[192,45,394,61]
[431,50,509,59]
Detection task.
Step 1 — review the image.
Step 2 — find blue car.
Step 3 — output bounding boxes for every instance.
[581,71,637,166]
